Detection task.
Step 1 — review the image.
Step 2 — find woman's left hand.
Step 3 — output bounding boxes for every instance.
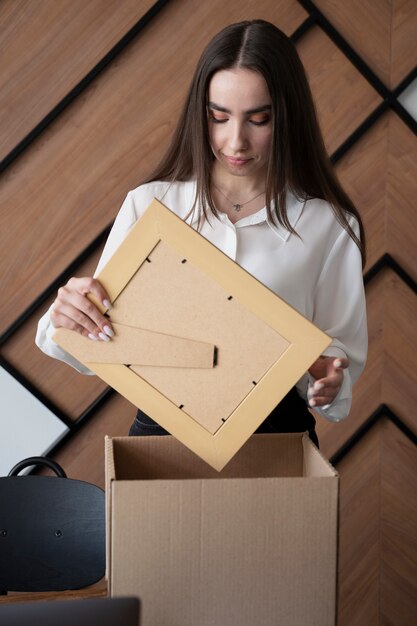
[307,356,349,408]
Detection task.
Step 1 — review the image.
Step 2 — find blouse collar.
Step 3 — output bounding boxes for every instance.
[187,181,306,242]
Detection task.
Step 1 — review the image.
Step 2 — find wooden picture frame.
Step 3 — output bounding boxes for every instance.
[54,199,331,470]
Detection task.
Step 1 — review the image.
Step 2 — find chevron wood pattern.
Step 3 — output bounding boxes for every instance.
[0,0,306,337]
[314,0,417,88]
[0,0,156,161]
[336,416,417,626]
[316,268,417,459]
[0,249,107,420]
[297,24,381,154]
[0,1,415,621]
[336,111,417,279]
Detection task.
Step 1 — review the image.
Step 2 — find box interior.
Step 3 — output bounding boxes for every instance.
[109,433,336,480]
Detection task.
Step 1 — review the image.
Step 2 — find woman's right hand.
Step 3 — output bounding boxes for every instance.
[50,277,114,342]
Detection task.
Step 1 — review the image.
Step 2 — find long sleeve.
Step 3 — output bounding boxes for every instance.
[296,216,368,421]
[35,182,193,371]
[35,191,139,372]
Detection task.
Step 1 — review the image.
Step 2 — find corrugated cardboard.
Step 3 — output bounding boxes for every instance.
[55,200,331,471]
[106,433,338,626]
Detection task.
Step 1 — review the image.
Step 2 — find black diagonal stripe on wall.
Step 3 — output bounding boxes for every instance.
[364,254,417,292]
[297,0,417,136]
[0,0,172,175]
[331,404,417,466]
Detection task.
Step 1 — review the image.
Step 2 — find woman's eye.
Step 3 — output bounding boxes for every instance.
[210,114,228,124]
[249,117,270,126]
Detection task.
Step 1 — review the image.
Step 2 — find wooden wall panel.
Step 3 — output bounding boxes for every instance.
[337,417,417,626]
[0,0,306,337]
[0,0,156,160]
[336,111,417,281]
[380,419,417,625]
[336,113,388,273]
[383,272,417,434]
[337,421,380,626]
[316,268,417,459]
[391,0,417,87]
[297,25,381,154]
[386,113,417,280]
[314,0,391,86]
[0,250,108,420]
[315,0,417,88]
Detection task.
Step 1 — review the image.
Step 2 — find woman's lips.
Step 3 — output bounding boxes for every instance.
[224,155,252,166]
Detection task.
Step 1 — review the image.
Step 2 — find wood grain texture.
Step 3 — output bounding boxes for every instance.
[314,0,392,86]
[296,25,381,155]
[0,0,306,336]
[380,419,417,625]
[316,268,417,459]
[0,250,108,421]
[386,113,417,280]
[337,419,380,626]
[0,0,156,161]
[336,113,388,274]
[336,417,417,626]
[336,111,417,280]
[391,0,417,87]
[383,272,417,435]
[315,0,417,88]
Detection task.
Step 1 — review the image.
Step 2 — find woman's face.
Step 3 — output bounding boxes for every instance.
[207,68,272,181]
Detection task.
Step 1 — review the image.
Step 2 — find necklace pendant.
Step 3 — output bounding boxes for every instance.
[233,204,242,212]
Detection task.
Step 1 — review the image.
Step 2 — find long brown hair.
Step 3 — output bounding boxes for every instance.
[146,19,366,265]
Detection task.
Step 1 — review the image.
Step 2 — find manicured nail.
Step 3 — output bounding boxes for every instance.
[98,332,110,342]
[102,299,112,310]
[309,399,316,407]
[88,333,98,341]
[334,359,342,368]
[314,382,324,391]
[103,325,114,338]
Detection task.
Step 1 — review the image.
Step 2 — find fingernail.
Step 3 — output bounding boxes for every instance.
[98,332,110,342]
[102,299,112,310]
[103,325,114,338]
[334,359,342,368]
[309,399,316,407]
[314,382,324,391]
[88,333,98,341]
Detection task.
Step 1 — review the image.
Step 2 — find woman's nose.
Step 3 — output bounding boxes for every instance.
[228,122,248,152]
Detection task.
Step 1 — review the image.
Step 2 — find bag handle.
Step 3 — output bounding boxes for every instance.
[8,457,67,478]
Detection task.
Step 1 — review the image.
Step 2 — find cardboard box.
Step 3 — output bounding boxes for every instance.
[106,433,338,626]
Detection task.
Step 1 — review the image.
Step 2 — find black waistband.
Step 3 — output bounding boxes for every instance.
[254,386,315,433]
[134,386,314,434]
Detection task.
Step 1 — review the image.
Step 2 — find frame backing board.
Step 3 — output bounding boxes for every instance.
[55,199,331,470]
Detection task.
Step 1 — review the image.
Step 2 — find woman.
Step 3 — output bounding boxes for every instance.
[36,20,367,444]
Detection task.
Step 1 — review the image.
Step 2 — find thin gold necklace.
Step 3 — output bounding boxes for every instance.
[213,184,265,212]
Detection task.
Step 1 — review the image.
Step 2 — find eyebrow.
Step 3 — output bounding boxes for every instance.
[208,102,272,115]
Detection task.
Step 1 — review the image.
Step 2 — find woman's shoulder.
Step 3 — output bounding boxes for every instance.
[303,195,361,236]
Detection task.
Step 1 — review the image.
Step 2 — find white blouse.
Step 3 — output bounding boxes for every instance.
[36,179,368,422]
